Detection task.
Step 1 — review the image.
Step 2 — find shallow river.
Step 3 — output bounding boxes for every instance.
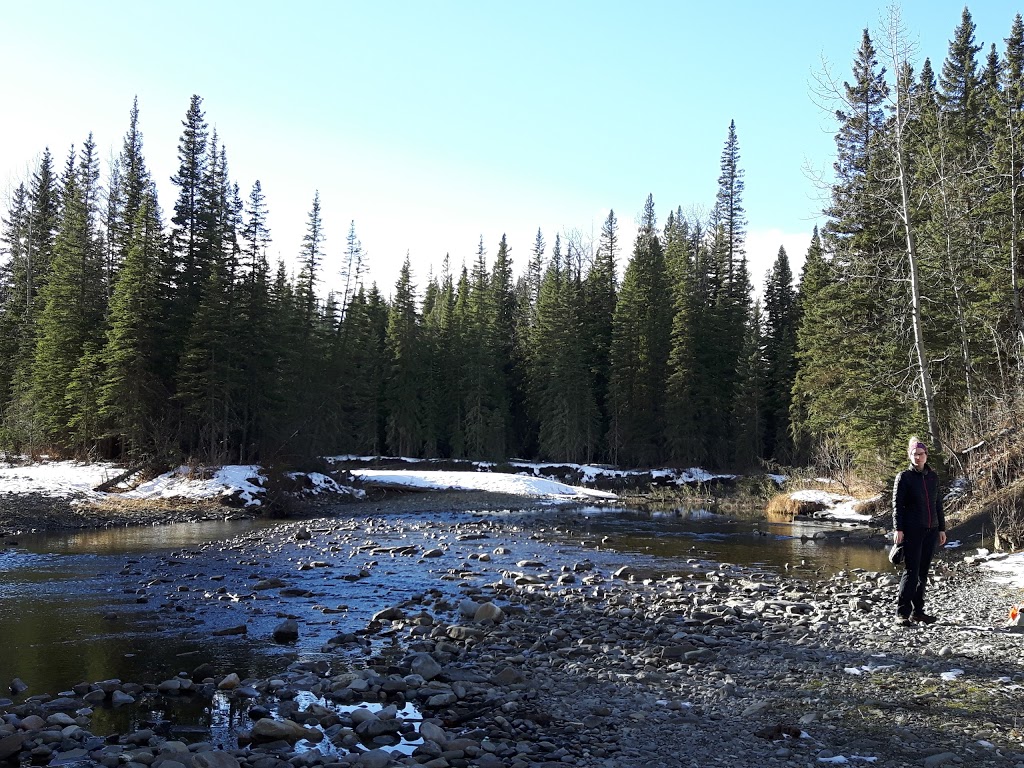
[0,504,891,701]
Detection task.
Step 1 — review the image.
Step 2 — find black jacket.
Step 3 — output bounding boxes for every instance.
[892,464,944,531]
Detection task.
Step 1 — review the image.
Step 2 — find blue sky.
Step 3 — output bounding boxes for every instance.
[0,1,1016,299]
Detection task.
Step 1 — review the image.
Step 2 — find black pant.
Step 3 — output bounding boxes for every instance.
[897,527,940,617]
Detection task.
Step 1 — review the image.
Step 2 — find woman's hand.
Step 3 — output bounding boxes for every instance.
[939,531,947,547]
[894,530,904,545]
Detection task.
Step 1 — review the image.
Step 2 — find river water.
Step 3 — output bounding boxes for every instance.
[0,505,891,701]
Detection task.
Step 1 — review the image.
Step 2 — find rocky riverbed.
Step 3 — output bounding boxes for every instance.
[1,500,1023,768]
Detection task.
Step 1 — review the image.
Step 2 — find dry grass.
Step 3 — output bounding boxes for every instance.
[85,495,218,513]
[765,493,826,522]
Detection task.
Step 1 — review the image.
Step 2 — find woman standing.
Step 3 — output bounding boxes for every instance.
[892,436,947,627]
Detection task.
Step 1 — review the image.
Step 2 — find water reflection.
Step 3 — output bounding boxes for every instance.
[548,506,891,575]
[91,688,424,755]
[8,519,269,555]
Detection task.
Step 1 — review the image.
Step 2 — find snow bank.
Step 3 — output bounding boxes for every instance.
[351,468,616,500]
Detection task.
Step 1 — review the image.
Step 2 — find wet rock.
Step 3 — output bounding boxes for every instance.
[419,721,448,746]
[0,733,25,761]
[249,718,322,743]
[84,688,108,706]
[446,626,483,641]
[923,753,960,768]
[410,654,442,681]
[458,599,480,619]
[490,667,524,686]
[212,625,247,636]
[272,619,299,644]
[473,602,503,623]
[8,678,27,695]
[111,691,136,706]
[218,674,240,690]
[158,679,185,695]
[253,578,287,591]
[190,752,241,768]
[354,749,393,768]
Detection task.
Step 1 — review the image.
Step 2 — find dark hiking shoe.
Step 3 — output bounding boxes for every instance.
[912,612,938,625]
[894,615,913,628]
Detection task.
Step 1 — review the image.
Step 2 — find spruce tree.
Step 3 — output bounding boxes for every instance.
[296,191,325,330]
[107,98,151,270]
[606,195,670,466]
[491,234,527,456]
[531,235,599,462]
[339,220,365,322]
[989,14,1024,348]
[584,210,618,455]
[733,301,767,469]
[0,185,31,413]
[790,227,829,464]
[166,94,211,365]
[385,256,426,456]
[175,260,234,461]
[762,246,798,463]
[460,237,506,459]
[663,208,699,462]
[235,181,275,461]
[688,123,752,467]
[98,194,166,459]
[804,28,914,466]
[29,142,106,448]
[338,285,387,455]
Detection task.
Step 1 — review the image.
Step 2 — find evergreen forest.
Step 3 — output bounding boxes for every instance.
[2,8,1023,479]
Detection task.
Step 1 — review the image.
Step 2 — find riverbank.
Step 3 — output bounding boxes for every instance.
[0,487,591,539]
[1,502,1023,768]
